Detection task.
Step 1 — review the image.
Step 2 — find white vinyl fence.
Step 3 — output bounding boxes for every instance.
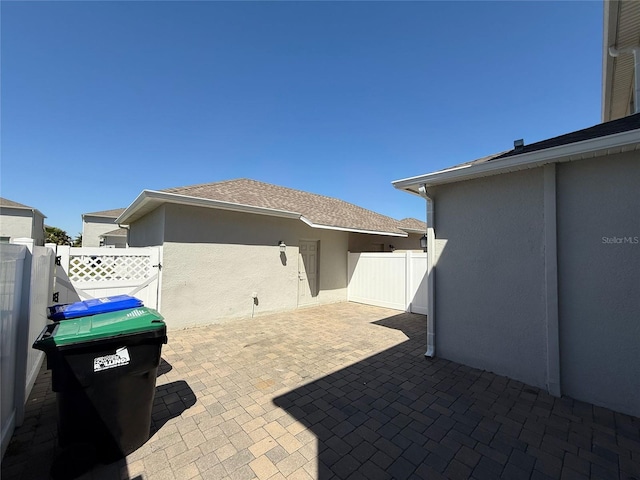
[52,245,162,310]
[347,252,427,314]
[1,239,54,458]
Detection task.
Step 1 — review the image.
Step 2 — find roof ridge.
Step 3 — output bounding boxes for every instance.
[169,178,403,222]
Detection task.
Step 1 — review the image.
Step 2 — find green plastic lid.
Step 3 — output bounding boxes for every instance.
[36,307,165,348]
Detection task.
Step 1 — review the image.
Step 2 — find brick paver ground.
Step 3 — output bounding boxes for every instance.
[2,302,639,480]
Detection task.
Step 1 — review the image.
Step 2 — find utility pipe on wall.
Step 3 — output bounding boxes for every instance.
[609,45,640,114]
[418,184,436,358]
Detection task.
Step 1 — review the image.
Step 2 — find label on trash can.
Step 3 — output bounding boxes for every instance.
[94,347,130,372]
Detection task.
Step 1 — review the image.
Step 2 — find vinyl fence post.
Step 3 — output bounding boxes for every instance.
[11,238,34,426]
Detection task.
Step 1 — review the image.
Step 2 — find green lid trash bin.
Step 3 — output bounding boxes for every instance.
[33,307,168,461]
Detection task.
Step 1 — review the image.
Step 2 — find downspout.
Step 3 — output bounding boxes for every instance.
[118,224,130,248]
[418,184,436,358]
[609,45,640,113]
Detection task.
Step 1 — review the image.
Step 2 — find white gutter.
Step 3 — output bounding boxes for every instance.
[418,184,436,358]
[392,128,640,191]
[608,45,640,114]
[298,216,408,237]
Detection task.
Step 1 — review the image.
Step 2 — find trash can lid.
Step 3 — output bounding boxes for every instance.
[36,307,166,348]
[48,295,144,321]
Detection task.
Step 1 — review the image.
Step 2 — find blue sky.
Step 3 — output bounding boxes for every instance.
[2,1,602,237]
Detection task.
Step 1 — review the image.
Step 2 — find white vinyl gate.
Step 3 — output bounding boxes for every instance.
[347,252,427,314]
[52,245,162,310]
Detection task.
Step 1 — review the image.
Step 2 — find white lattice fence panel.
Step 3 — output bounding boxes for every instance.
[55,246,162,310]
[68,254,152,282]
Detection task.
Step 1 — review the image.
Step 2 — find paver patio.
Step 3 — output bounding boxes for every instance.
[2,302,639,480]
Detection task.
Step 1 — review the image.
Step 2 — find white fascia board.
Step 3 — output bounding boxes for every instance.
[392,128,640,192]
[299,216,408,237]
[117,190,302,225]
[83,214,120,220]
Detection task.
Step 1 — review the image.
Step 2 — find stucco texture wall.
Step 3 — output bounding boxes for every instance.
[128,205,166,247]
[432,168,547,389]
[557,151,640,417]
[348,232,423,252]
[0,208,44,245]
[82,216,119,247]
[153,204,348,329]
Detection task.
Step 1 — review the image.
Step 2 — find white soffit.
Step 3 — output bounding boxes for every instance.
[603,0,640,121]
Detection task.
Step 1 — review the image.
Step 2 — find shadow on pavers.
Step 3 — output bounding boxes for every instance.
[156,358,173,377]
[50,379,195,480]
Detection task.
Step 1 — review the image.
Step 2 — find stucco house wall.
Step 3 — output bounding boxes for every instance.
[416,152,639,417]
[101,234,127,248]
[82,216,119,247]
[556,151,640,416]
[128,205,166,247]
[431,168,548,389]
[0,207,45,245]
[129,204,349,329]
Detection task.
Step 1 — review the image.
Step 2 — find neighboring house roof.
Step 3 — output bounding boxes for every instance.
[0,197,46,217]
[398,218,426,233]
[393,114,640,194]
[100,228,127,238]
[118,179,409,236]
[602,0,640,122]
[83,208,126,219]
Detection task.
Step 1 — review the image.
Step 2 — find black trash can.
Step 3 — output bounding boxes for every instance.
[33,306,168,461]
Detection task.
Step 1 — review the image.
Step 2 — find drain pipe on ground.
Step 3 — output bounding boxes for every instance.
[418,184,436,358]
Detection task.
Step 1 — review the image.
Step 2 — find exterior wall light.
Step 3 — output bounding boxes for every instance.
[279,241,286,253]
[420,234,427,250]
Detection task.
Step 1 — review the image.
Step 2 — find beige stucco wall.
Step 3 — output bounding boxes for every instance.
[0,208,45,245]
[128,205,166,247]
[556,151,640,417]
[348,232,423,252]
[101,235,127,248]
[431,167,548,389]
[132,204,349,329]
[82,216,119,247]
[429,152,640,416]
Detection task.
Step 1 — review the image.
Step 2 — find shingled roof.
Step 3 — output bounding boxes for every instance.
[83,208,126,218]
[100,228,127,237]
[1,197,35,209]
[398,218,426,233]
[161,179,407,235]
[0,197,45,217]
[394,113,640,193]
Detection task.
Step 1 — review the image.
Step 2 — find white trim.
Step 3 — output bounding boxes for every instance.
[392,128,640,191]
[544,165,561,397]
[298,216,407,237]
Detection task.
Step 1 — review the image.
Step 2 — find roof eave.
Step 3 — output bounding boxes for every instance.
[299,216,407,237]
[392,128,640,193]
[116,190,303,225]
[0,205,46,219]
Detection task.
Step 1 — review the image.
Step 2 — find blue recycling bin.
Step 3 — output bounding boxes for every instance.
[48,295,143,321]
